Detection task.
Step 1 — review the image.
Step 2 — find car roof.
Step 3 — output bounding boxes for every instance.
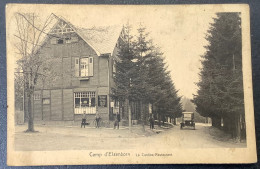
[182,112,194,114]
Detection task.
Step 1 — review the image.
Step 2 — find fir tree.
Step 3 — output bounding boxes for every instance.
[132,24,154,130]
[193,13,245,140]
[113,23,183,129]
[111,24,135,131]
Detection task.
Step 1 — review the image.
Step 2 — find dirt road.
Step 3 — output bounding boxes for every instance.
[14,123,246,151]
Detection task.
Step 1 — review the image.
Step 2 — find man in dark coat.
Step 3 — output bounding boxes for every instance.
[95,113,101,128]
[114,112,120,129]
[149,114,155,129]
[81,111,87,128]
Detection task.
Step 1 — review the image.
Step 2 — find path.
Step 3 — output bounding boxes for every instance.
[14,123,246,151]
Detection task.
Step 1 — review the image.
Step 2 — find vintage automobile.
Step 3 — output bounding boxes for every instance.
[180,112,195,130]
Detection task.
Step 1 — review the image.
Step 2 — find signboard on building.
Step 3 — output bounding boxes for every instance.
[98,95,107,107]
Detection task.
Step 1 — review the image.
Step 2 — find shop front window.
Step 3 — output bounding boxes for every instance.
[75,98,80,108]
[74,92,96,114]
[81,98,89,107]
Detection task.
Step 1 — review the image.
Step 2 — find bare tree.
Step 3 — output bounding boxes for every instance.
[14,13,119,132]
[14,13,54,132]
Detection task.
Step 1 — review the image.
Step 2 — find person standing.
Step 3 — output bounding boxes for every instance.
[149,114,155,129]
[116,112,120,129]
[81,111,87,128]
[95,113,101,128]
[151,114,155,129]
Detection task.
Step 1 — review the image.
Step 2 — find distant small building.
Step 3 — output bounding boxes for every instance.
[23,16,124,123]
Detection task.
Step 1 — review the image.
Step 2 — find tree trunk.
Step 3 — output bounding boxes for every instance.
[223,116,229,132]
[241,114,246,140]
[158,113,161,127]
[140,101,145,132]
[27,93,34,132]
[233,114,241,141]
[23,80,28,123]
[126,98,132,132]
[212,116,221,128]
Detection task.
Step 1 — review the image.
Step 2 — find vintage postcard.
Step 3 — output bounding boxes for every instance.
[6,4,257,165]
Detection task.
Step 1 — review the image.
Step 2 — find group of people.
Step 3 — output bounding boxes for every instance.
[81,111,120,129]
[82,112,155,130]
[81,111,101,128]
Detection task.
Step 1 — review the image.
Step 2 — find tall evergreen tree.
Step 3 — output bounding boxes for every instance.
[132,25,154,129]
[111,24,135,131]
[145,48,182,124]
[113,23,183,129]
[193,13,245,140]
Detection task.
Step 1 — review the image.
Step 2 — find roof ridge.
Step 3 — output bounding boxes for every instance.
[52,14,123,55]
[78,25,122,31]
[53,15,101,55]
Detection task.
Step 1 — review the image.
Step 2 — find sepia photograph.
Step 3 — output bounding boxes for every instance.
[6,4,256,165]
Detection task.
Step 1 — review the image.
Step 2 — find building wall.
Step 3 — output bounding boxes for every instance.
[32,32,113,122]
[35,33,101,90]
[42,90,51,120]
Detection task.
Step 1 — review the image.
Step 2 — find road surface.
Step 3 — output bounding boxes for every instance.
[14,123,246,151]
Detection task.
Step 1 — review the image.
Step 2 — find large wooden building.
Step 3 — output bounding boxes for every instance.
[27,16,123,123]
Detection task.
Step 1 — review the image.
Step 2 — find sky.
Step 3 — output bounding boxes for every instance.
[7,4,217,99]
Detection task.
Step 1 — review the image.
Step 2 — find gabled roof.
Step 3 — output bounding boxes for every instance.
[77,25,122,55]
[53,15,123,56]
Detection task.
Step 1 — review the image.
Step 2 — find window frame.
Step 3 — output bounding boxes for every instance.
[34,93,41,101]
[42,98,50,105]
[57,39,64,44]
[75,56,94,78]
[80,57,89,77]
[74,92,96,114]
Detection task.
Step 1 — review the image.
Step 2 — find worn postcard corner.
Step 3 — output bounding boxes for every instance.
[6,3,257,166]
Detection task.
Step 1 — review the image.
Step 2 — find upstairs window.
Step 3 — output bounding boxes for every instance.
[75,57,94,77]
[65,36,79,44]
[57,39,64,44]
[34,93,41,100]
[50,36,78,45]
[80,58,89,77]
[42,98,50,105]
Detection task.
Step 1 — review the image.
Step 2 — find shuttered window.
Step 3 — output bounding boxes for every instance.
[89,57,94,76]
[80,58,89,77]
[75,57,80,77]
[34,93,41,100]
[74,57,94,77]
